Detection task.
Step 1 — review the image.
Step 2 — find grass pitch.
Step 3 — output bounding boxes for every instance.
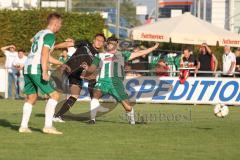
[0,99,240,160]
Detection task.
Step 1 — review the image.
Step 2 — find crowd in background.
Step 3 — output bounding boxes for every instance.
[125,43,240,78]
[1,42,240,99]
[0,45,70,99]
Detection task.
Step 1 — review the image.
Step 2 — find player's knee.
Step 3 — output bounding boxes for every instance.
[26,94,37,105]
[125,107,132,112]
[28,100,37,105]
[50,91,60,101]
[91,98,100,108]
[121,101,132,112]
[71,95,79,99]
[93,91,102,99]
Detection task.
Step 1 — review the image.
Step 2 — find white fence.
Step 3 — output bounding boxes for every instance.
[78,76,240,105]
[1,68,239,105]
[0,69,8,98]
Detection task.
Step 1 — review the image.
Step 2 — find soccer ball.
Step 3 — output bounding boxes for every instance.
[214,104,229,118]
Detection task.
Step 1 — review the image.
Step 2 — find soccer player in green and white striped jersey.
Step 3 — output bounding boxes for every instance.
[19,13,66,134]
[83,37,159,124]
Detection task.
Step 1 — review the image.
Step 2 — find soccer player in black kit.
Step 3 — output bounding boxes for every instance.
[53,33,106,122]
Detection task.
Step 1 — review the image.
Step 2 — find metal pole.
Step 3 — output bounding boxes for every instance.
[155,0,158,21]
[116,0,120,38]
[203,0,206,20]
[65,0,68,12]
[38,0,41,9]
[229,0,234,31]
[68,0,72,12]
[194,0,197,16]
[197,0,201,18]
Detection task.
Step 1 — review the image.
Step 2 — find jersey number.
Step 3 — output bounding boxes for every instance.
[31,36,40,53]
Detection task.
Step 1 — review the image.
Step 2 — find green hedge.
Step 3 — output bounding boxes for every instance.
[0,9,104,56]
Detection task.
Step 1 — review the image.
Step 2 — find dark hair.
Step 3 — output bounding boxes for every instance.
[18,49,25,52]
[107,36,118,43]
[159,58,165,62]
[183,48,190,52]
[94,33,106,41]
[47,12,62,24]
[62,48,68,52]
[145,14,149,20]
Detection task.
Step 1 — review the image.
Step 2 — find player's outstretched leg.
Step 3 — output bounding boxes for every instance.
[19,94,37,133]
[89,89,109,124]
[53,84,80,122]
[53,96,77,122]
[121,100,135,125]
[111,78,135,124]
[89,89,102,124]
[43,91,62,135]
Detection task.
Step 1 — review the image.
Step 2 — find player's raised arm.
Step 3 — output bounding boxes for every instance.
[129,43,159,60]
[49,55,63,65]
[54,38,75,49]
[1,45,16,52]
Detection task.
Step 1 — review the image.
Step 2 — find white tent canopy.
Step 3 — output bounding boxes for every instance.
[131,13,240,47]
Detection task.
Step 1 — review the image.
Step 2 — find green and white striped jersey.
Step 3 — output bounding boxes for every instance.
[149,53,161,69]
[92,51,131,80]
[24,29,55,74]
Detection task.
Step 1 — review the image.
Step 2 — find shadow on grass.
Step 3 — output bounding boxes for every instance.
[35,113,45,117]
[35,102,117,122]
[35,113,89,121]
[0,119,42,133]
[195,127,213,130]
[94,119,147,125]
[34,114,133,124]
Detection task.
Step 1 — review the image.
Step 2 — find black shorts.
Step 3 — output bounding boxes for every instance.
[68,68,84,87]
[69,75,83,87]
[68,72,96,98]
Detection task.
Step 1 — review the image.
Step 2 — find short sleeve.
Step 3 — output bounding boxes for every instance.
[231,54,236,62]
[43,33,55,49]
[122,51,132,61]
[92,54,101,67]
[3,50,9,56]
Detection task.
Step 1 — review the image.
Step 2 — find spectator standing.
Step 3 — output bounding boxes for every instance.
[235,48,240,77]
[1,44,19,99]
[222,45,236,77]
[148,52,161,75]
[179,48,196,83]
[180,48,197,69]
[13,49,27,96]
[144,14,153,25]
[196,43,218,77]
[155,59,169,77]
[164,53,177,76]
